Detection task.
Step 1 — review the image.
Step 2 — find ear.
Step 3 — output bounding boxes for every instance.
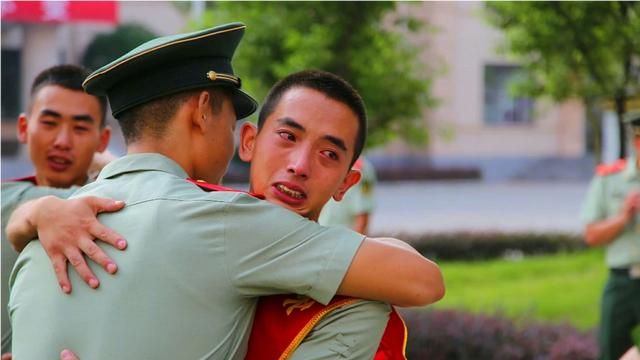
[17,113,29,144]
[238,121,257,163]
[96,126,112,153]
[192,90,211,133]
[332,169,361,202]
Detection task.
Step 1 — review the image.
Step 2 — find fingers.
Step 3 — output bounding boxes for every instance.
[85,196,125,214]
[60,349,79,360]
[1,352,12,360]
[52,255,72,294]
[89,221,127,251]
[64,249,100,290]
[79,238,118,275]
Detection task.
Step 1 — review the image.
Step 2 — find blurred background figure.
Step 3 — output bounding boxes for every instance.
[1,63,111,358]
[581,112,640,360]
[319,156,377,235]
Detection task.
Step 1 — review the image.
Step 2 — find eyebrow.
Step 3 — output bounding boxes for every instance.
[40,109,95,124]
[277,117,348,153]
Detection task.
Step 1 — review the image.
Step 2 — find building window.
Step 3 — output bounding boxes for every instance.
[484,64,533,125]
[1,49,21,121]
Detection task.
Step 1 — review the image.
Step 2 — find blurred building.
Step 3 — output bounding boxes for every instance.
[370,2,592,181]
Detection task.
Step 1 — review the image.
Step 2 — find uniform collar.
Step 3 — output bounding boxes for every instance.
[625,155,639,180]
[98,153,188,180]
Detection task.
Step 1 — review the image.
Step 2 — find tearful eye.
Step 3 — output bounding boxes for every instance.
[278,131,295,141]
[322,150,339,161]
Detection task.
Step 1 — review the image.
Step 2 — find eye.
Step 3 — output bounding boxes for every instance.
[40,119,57,127]
[74,126,90,133]
[277,131,295,142]
[321,150,339,161]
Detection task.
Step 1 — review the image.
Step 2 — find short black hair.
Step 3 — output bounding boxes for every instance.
[258,70,367,166]
[30,64,108,128]
[117,87,230,144]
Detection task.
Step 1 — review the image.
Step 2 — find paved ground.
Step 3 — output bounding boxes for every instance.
[369,180,590,235]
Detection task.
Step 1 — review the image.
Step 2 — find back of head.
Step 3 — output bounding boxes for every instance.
[259,70,367,166]
[30,64,108,127]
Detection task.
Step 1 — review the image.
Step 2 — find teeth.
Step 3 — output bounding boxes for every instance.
[277,184,304,199]
[51,158,68,164]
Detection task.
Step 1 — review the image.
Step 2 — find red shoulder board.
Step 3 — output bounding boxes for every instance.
[596,159,627,176]
[3,175,38,185]
[186,178,264,199]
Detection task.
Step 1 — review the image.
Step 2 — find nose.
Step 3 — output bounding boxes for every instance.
[53,125,72,150]
[286,147,311,179]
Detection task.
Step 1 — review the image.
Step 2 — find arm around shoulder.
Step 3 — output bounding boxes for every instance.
[337,237,445,307]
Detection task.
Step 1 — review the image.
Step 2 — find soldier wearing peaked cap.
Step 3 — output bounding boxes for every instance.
[581,111,640,360]
[7,24,443,359]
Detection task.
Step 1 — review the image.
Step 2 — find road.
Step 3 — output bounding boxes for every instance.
[369,181,590,235]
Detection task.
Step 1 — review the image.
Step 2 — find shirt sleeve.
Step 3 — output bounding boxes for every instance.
[224,194,366,305]
[289,300,391,360]
[580,175,607,224]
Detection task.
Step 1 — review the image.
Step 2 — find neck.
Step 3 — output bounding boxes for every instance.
[127,136,195,178]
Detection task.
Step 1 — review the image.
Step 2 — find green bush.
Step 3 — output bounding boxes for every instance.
[374,232,586,261]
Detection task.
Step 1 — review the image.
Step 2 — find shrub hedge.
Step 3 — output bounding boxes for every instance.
[402,309,597,360]
[372,232,586,261]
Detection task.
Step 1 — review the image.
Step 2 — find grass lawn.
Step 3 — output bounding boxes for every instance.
[432,248,607,330]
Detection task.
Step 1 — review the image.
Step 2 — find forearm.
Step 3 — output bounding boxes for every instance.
[585,214,630,247]
[6,196,53,252]
[337,237,445,307]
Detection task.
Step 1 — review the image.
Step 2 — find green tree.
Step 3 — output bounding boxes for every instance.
[485,2,640,160]
[197,2,435,148]
[82,24,156,72]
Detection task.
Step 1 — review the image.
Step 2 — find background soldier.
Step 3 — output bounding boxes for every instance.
[1,64,112,358]
[581,111,640,360]
[319,155,377,234]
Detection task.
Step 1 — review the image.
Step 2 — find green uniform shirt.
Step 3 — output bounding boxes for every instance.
[1,180,77,354]
[580,156,640,268]
[319,158,376,230]
[290,301,390,360]
[9,153,365,359]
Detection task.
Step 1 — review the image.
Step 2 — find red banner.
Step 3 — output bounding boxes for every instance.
[1,1,118,24]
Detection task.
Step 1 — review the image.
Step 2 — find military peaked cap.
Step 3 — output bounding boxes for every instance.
[83,22,257,120]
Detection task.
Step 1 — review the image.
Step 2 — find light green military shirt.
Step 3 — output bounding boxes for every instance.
[580,156,640,268]
[290,300,391,360]
[1,179,77,354]
[319,158,376,230]
[9,153,364,359]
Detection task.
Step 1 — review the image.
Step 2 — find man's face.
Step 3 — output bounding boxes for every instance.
[18,85,110,187]
[240,87,361,220]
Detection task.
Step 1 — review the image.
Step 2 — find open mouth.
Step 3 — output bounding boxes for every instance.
[275,183,306,199]
[47,156,72,171]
